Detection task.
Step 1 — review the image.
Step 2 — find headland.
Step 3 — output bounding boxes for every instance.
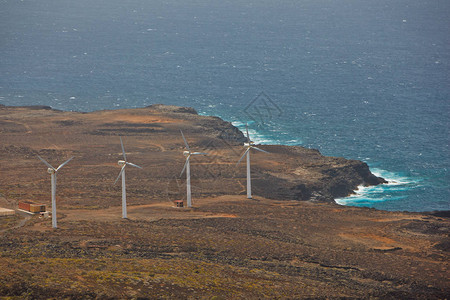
[0,104,448,298]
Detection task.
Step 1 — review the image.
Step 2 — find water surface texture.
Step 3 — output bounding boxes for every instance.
[1,0,449,211]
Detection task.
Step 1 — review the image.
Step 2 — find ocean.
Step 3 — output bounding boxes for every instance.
[1,0,449,212]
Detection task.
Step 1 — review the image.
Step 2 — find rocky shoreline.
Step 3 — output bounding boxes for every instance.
[0,104,448,298]
[0,103,386,205]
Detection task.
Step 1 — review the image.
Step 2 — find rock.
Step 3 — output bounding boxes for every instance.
[0,104,386,204]
[146,104,198,114]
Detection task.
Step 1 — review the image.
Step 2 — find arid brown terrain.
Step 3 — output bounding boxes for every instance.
[0,104,448,298]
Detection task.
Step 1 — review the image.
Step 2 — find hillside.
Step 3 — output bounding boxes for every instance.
[0,104,448,298]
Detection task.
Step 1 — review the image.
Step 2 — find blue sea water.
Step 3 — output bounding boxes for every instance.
[1,0,449,212]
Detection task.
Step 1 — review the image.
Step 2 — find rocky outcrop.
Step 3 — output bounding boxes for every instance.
[0,104,386,205]
[246,145,386,201]
[146,104,198,115]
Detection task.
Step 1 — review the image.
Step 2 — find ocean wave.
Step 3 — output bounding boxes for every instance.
[213,115,424,210]
[284,139,302,146]
[336,168,420,207]
[335,193,408,206]
[231,121,279,145]
[372,168,424,188]
[229,120,304,146]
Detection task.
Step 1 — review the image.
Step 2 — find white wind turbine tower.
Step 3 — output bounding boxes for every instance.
[37,155,74,229]
[180,130,207,208]
[236,124,269,199]
[114,137,143,219]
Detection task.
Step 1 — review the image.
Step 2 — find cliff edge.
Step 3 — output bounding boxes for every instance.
[0,104,385,205]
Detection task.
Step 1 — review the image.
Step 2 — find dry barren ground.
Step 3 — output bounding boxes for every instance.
[0,105,448,298]
[0,196,449,298]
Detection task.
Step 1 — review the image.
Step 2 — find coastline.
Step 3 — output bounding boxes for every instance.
[0,104,449,298]
[2,103,448,214]
[0,103,387,205]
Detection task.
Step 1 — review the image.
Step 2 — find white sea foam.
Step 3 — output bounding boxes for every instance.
[371,168,420,186]
[214,117,417,208]
[285,139,301,145]
[196,115,275,144]
[228,121,304,146]
[231,121,278,145]
[336,168,419,207]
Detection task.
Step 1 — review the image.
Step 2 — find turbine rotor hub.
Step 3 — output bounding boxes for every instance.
[47,168,55,174]
[183,151,190,157]
[118,160,126,166]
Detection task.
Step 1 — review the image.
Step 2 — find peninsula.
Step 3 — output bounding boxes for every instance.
[0,104,448,298]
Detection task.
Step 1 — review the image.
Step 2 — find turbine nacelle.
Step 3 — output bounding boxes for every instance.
[237,123,270,199]
[179,130,208,208]
[37,154,73,229]
[115,137,142,219]
[114,137,142,185]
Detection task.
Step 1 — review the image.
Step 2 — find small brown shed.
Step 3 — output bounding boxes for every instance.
[174,200,184,208]
[18,201,46,213]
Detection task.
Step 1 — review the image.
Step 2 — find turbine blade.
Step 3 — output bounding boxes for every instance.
[236,148,250,166]
[114,165,126,184]
[192,152,208,155]
[180,155,190,177]
[252,146,270,154]
[180,130,190,151]
[37,155,55,170]
[246,123,250,143]
[56,156,74,172]
[126,162,143,169]
[120,136,127,161]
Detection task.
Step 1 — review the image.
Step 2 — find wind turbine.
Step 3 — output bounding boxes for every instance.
[114,137,142,219]
[179,130,207,208]
[37,155,74,229]
[236,124,269,199]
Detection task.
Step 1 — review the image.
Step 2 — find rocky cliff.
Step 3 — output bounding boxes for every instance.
[0,104,385,206]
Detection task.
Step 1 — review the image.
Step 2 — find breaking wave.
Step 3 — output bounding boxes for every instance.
[335,168,420,207]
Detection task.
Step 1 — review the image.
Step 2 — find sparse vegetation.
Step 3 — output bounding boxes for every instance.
[0,199,449,298]
[0,105,448,298]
